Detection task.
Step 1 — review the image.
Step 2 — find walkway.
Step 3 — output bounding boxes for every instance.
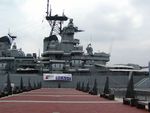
[0,88,148,113]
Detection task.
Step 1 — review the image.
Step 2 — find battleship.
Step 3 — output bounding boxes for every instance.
[0,0,149,91]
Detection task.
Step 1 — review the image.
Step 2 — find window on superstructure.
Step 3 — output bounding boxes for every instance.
[55,55,62,60]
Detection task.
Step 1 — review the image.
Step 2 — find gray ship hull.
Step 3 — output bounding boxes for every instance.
[0,71,147,91]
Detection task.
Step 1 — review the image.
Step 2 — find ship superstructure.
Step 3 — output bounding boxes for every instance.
[41,1,110,74]
[0,35,39,74]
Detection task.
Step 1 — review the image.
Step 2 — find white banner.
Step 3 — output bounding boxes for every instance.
[43,73,72,81]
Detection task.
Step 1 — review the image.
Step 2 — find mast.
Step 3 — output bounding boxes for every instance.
[45,0,68,50]
[46,0,68,36]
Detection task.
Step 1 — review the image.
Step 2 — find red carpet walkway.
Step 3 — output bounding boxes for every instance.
[0,88,148,113]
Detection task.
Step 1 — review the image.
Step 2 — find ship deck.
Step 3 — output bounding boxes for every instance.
[0,88,148,113]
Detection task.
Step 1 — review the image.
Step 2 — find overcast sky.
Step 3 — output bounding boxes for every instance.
[0,0,150,66]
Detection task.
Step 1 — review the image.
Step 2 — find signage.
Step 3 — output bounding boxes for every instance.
[43,73,72,81]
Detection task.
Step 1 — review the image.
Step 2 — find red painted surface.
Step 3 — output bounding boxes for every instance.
[0,88,148,113]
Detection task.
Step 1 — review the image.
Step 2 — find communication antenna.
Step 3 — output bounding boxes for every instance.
[38,49,41,58]
[46,0,49,16]
[90,34,92,45]
[62,9,65,16]
[87,34,93,49]
[50,4,52,16]
[8,28,10,34]
[107,37,115,65]
[109,37,115,56]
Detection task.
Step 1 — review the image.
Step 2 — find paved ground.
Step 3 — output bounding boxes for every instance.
[0,88,148,113]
